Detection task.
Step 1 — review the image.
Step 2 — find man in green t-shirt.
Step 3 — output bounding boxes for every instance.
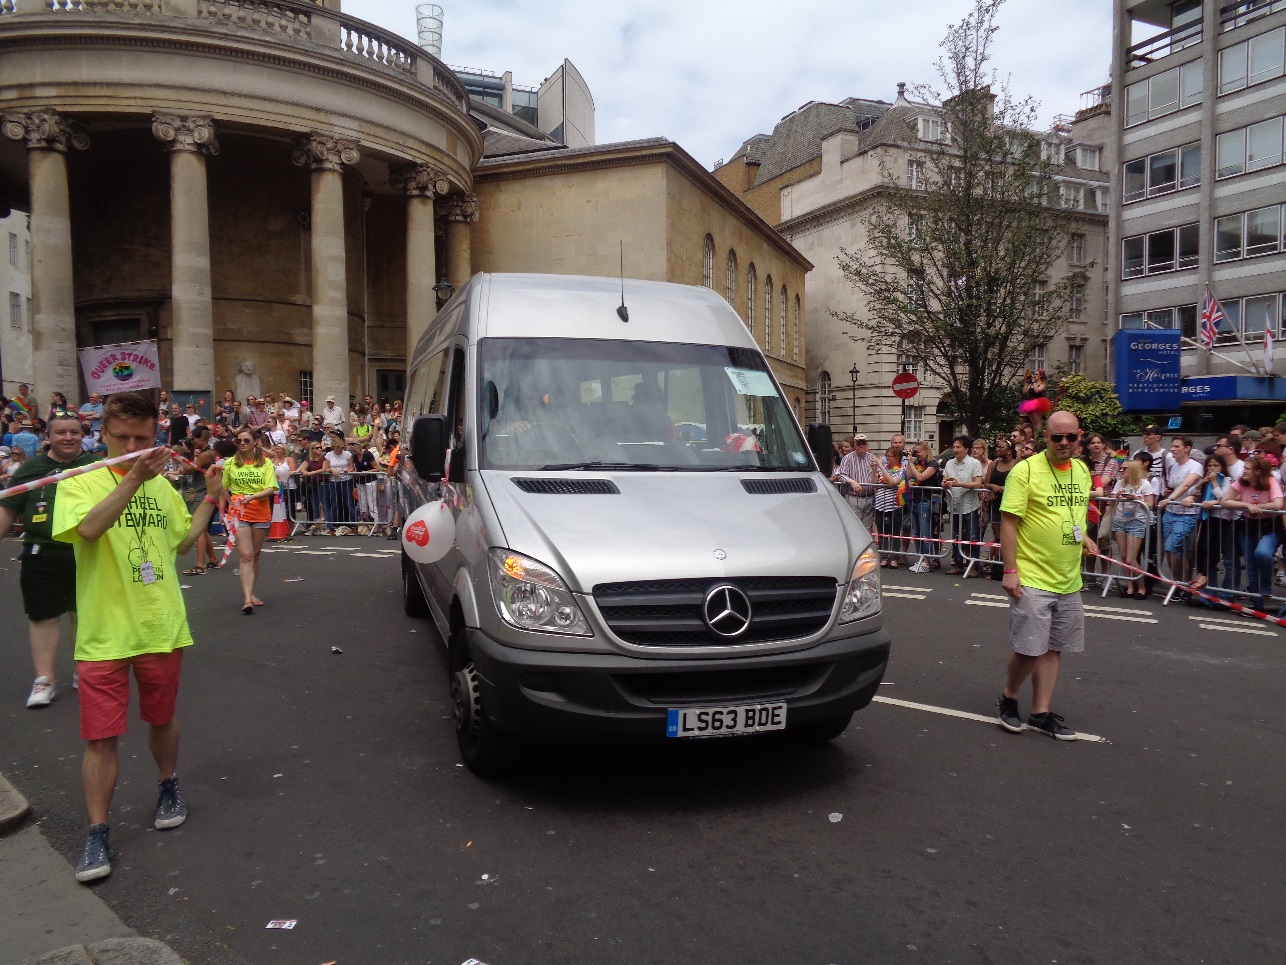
[995,410,1099,741]
[0,412,99,708]
[52,391,224,884]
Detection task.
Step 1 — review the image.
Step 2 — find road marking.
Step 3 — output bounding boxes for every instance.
[884,591,928,600]
[351,553,392,559]
[966,593,1156,624]
[320,545,360,550]
[294,551,336,556]
[872,696,1108,743]
[883,584,932,593]
[1199,623,1278,637]
[1188,615,1265,627]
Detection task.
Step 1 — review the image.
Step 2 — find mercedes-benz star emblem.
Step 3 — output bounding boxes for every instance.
[703,585,752,638]
[713,549,727,560]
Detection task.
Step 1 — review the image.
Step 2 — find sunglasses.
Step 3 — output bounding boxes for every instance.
[1048,433,1078,443]
[237,438,254,444]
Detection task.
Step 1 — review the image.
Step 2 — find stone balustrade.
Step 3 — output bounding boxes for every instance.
[0,0,467,110]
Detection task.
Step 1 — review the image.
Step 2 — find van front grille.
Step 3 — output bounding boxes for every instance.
[593,576,837,647]
[740,478,816,494]
[511,478,620,495]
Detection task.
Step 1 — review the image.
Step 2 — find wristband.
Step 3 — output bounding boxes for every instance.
[203,495,218,506]
[1003,568,1018,574]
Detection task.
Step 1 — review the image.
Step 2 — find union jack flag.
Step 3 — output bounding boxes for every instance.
[1199,289,1223,353]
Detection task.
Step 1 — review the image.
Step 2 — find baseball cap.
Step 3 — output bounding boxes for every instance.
[854,433,868,443]
[1244,428,1263,440]
[325,395,336,403]
[1141,424,1161,435]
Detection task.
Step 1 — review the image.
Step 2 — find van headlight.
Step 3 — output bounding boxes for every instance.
[488,549,592,636]
[839,547,881,623]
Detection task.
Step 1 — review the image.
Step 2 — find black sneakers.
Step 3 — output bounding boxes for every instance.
[75,824,115,883]
[996,694,1023,733]
[1026,711,1078,741]
[154,777,188,830]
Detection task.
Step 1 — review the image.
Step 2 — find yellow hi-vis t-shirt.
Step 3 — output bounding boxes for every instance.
[53,467,195,661]
[999,453,1091,595]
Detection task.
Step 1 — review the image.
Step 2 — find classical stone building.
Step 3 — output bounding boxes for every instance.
[0,2,805,411]
[0,208,32,397]
[717,88,1112,445]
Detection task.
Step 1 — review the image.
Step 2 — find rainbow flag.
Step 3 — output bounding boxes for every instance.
[8,395,32,418]
[1113,447,1128,465]
[895,477,908,508]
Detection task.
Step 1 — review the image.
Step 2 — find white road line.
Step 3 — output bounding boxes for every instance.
[964,598,1156,623]
[884,591,928,600]
[1189,615,1262,627]
[884,584,932,593]
[1084,603,1152,616]
[351,553,393,558]
[320,545,360,550]
[872,696,1108,743]
[1200,623,1278,637]
[294,551,336,556]
[965,599,1008,609]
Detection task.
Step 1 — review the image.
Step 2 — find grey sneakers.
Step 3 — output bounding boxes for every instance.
[75,824,114,883]
[154,777,188,830]
[26,676,55,708]
[996,694,1023,733]
[1027,711,1078,741]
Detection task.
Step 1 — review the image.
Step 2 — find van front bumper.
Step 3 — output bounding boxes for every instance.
[465,627,891,741]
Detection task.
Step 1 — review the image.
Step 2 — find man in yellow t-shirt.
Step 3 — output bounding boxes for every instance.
[52,391,224,884]
[995,410,1099,742]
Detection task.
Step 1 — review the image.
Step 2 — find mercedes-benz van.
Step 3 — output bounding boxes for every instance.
[398,273,889,775]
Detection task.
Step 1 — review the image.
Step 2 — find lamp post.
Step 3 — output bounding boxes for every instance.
[849,362,860,436]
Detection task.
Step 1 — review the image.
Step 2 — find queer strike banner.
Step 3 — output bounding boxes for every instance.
[78,340,161,395]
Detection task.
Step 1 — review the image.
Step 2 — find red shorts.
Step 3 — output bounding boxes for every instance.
[77,650,184,741]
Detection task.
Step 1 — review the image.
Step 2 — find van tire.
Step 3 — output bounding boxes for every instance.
[450,656,514,778]
[402,553,429,617]
[788,712,853,744]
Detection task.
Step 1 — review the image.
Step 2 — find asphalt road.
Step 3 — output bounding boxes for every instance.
[2,537,1285,965]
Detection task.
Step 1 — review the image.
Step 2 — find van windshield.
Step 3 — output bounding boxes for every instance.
[478,338,812,472]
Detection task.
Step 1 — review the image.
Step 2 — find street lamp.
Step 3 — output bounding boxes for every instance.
[849,363,860,435]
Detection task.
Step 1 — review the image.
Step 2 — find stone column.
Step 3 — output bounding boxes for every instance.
[153,114,219,391]
[2,111,88,404]
[443,194,479,294]
[390,162,450,360]
[293,132,359,408]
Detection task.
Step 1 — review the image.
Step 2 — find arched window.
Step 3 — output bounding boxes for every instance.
[793,294,801,361]
[746,264,757,334]
[780,285,788,357]
[764,274,773,353]
[702,235,714,289]
[726,249,738,311]
[819,371,832,425]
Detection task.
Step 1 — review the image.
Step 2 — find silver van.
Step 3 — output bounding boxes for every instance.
[398,273,889,775]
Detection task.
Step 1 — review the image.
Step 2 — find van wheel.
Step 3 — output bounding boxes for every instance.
[788,712,853,744]
[402,552,429,617]
[449,659,513,778]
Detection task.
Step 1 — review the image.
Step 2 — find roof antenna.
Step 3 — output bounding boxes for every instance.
[616,240,629,322]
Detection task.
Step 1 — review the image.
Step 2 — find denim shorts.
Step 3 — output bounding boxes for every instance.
[1163,511,1199,553]
[1111,515,1149,539]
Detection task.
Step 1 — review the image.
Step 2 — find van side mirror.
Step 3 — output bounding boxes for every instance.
[807,423,834,476]
[410,414,449,481]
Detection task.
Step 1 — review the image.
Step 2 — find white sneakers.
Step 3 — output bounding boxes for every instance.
[908,557,930,574]
[26,676,55,708]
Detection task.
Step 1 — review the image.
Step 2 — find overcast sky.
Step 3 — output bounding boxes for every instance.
[344,0,1113,168]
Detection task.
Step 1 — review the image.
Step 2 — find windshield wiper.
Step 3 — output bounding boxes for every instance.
[691,465,812,472]
[539,461,663,471]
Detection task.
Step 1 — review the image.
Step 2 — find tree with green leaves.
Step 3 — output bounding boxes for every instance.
[834,0,1088,436]
[1053,374,1136,442]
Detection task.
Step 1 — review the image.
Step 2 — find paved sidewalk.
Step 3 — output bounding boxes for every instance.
[0,773,184,965]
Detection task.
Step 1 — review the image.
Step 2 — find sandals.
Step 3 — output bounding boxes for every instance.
[241,604,253,615]
[182,566,207,576]
[1189,576,1208,591]
[888,559,899,569]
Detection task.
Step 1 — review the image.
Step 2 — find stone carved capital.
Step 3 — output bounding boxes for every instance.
[292,132,360,172]
[389,162,451,197]
[1,111,90,153]
[152,113,220,155]
[442,194,480,224]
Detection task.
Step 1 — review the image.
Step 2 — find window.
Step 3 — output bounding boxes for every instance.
[1068,233,1086,264]
[1125,143,1201,201]
[7,232,15,268]
[1070,284,1085,321]
[1218,128,1247,177]
[1067,343,1084,374]
[746,264,756,335]
[908,213,924,244]
[793,295,801,361]
[1076,146,1101,171]
[763,274,773,353]
[1178,304,1199,341]
[1223,2,1286,31]
[1220,26,1286,93]
[298,371,314,412]
[726,249,738,310]
[24,296,30,330]
[1126,61,1202,126]
[819,371,832,425]
[918,116,944,142]
[1245,294,1280,337]
[701,235,714,289]
[8,291,19,330]
[904,405,924,442]
[1247,117,1284,170]
[1033,279,1049,318]
[1122,224,1200,277]
[1028,342,1047,372]
[1215,203,1286,261]
[907,158,925,190]
[779,286,787,357]
[1147,308,1176,329]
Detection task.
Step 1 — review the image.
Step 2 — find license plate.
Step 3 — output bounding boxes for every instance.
[666,702,787,738]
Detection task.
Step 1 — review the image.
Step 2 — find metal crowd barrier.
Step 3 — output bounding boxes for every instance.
[286,470,393,537]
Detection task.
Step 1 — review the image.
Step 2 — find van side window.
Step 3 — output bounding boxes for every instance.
[408,348,450,419]
[446,347,467,446]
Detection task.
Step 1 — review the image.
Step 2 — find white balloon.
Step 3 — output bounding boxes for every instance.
[401,500,456,564]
